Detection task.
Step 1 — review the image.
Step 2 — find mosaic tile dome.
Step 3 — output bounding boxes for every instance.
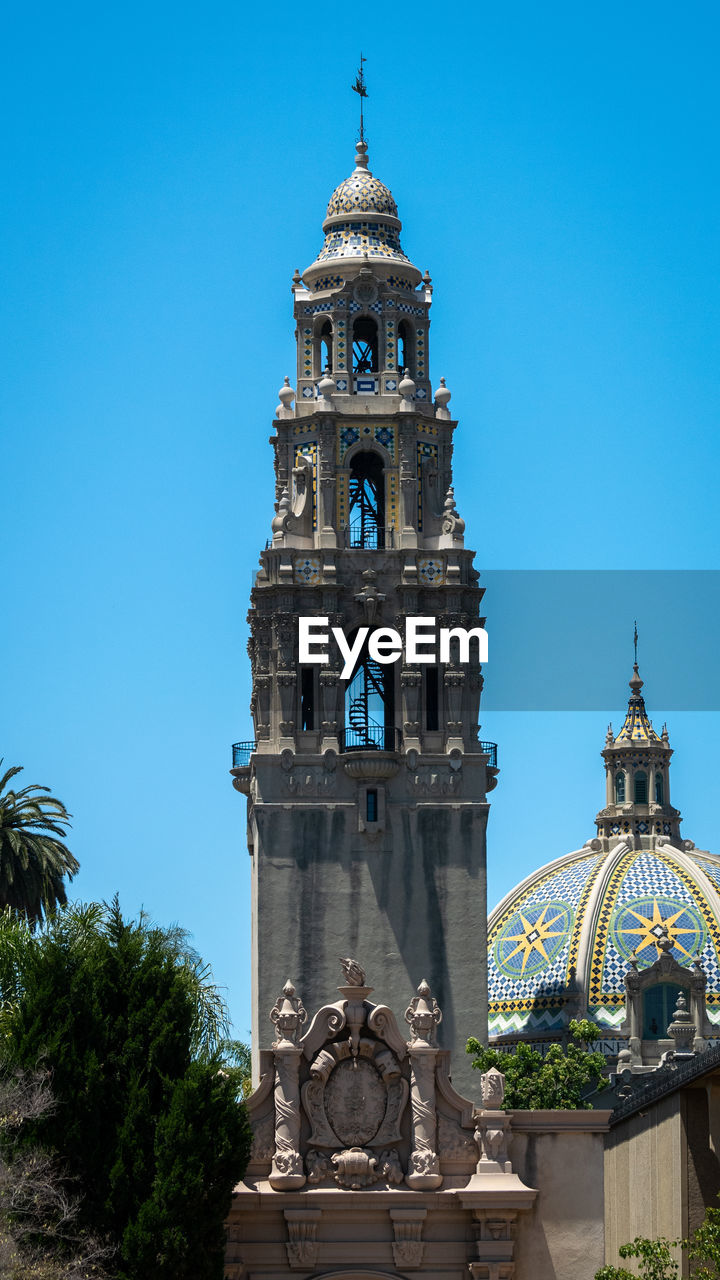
[488,843,720,1041]
[302,142,421,286]
[325,171,398,220]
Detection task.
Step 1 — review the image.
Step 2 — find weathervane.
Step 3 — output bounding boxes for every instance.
[351,53,368,145]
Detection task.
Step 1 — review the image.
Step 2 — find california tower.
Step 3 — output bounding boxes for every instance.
[233,131,496,1096]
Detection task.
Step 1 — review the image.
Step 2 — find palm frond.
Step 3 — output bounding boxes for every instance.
[0,760,77,923]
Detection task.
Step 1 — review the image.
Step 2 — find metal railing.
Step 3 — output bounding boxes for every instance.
[232,741,256,769]
[478,740,498,768]
[340,724,403,753]
[346,520,388,550]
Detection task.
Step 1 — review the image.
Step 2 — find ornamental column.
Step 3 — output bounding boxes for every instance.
[269,980,307,1191]
[404,979,443,1190]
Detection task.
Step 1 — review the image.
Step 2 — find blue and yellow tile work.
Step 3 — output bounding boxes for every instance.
[488,852,605,1037]
[325,172,399,219]
[316,220,412,265]
[488,844,720,1039]
[337,423,396,464]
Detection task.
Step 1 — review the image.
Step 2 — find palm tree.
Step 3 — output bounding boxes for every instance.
[0,761,79,923]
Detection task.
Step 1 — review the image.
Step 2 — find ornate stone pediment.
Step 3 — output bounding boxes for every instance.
[244,961,536,1212]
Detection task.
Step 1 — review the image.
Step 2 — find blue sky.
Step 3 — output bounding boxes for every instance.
[3,2,720,1039]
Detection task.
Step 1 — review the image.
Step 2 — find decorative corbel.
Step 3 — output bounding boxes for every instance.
[354,569,386,623]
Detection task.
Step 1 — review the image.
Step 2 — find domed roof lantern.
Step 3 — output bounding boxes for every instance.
[302,137,422,287]
[595,646,682,847]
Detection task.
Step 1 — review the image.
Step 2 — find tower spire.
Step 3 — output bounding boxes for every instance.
[351,53,368,148]
[596,658,681,847]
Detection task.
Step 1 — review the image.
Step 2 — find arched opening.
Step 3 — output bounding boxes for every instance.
[348,450,385,548]
[343,632,396,751]
[352,317,379,373]
[634,770,648,804]
[313,318,333,377]
[655,772,664,804]
[320,319,332,373]
[615,772,626,804]
[642,983,682,1039]
[398,320,412,376]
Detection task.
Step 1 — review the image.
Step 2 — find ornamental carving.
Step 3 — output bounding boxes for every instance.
[391,1211,426,1269]
[481,1066,505,1110]
[306,1145,403,1190]
[437,1113,477,1160]
[302,1036,408,1151]
[285,1211,320,1270]
[249,1111,274,1163]
[270,980,307,1047]
[406,768,461,797]
[282,767,337,797]
[325,1058,386,1146]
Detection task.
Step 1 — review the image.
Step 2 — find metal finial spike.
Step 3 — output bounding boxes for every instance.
[351,52,368,148]
[633,620,638,665]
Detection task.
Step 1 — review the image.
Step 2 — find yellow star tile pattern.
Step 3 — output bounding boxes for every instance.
[494,900,573,981]
[499,905,569,977]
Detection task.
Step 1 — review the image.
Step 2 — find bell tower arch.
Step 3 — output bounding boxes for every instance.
[234,138,496,1098]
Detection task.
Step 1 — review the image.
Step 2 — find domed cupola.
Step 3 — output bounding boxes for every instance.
[302,142,421,290]
[487,666,720,1065]
[596,662,680,847]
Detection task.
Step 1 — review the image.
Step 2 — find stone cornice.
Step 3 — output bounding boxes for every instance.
[507,1109,612,1133]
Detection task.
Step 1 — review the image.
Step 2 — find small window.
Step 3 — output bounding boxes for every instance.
[615,772,626,804]
[634,771,648,804]
[301,667,315,731]
[655,773,664,804]
[425,667,439,731]
[366,789,378,823]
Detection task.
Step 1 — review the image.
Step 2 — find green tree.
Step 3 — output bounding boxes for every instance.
[595,1237,679,1280]
[218,1039,253,1099]
[0,764,78,924]
[687,1199,720,1279]
[594,1193,720,1280]
[0,899,252,1280]
[466,1018,607,1110]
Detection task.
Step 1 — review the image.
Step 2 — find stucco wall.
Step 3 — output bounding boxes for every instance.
[251,783,489,1100]
[510,1114,608,1280]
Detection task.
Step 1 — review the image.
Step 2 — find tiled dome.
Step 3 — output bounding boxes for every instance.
[326,171,398,220]
[302,142,421,286]
[488,844,720,1041]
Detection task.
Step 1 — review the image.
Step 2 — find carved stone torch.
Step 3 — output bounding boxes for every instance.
[269,980,307,1190]
[404,979,443,1190]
